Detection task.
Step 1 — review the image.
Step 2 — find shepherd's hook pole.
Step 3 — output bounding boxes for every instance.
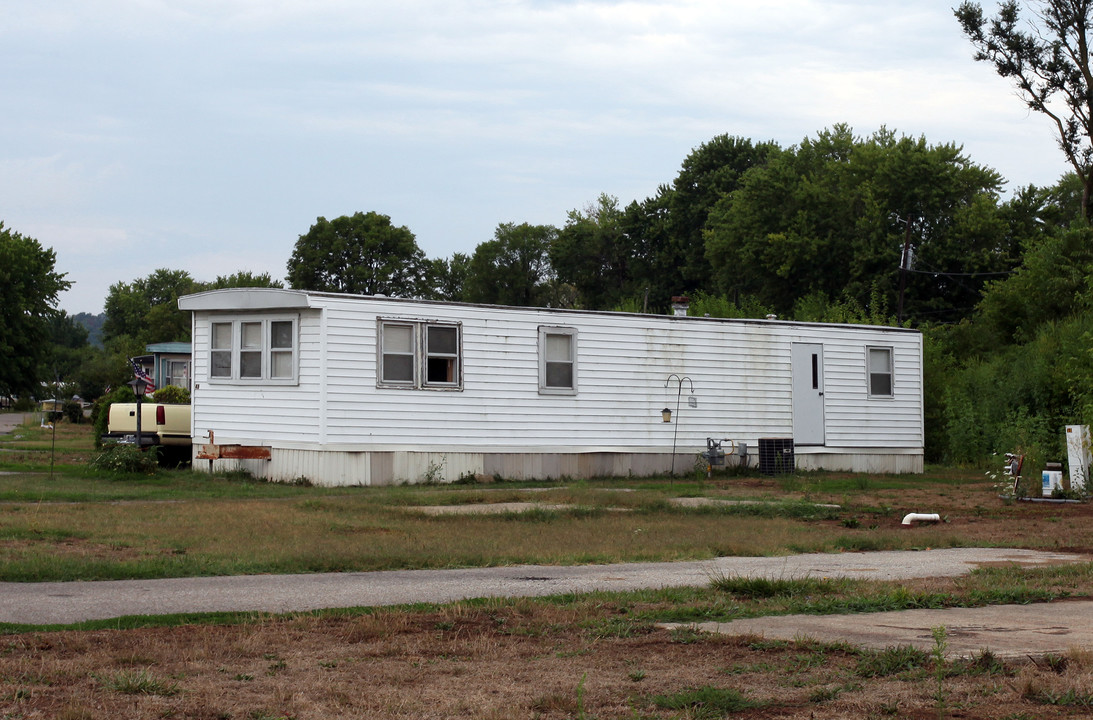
[50,370,59,482]
[664,374,694,478]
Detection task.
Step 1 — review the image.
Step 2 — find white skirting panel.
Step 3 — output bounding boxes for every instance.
[191,446,923,486]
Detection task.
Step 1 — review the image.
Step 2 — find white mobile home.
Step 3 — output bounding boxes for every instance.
[178,288,923,485]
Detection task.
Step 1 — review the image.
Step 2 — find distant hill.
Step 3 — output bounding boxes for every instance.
[72,312,105,348]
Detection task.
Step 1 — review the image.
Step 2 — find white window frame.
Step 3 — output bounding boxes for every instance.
[538,326,578,395]
[867,346,894,398]
[166,359,191,390]
[210,322,233,379]
[378,321,417,387]
[207,315,299,385]
[377,318,462,391]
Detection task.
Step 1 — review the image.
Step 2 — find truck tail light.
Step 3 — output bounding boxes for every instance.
[156,406,165,425]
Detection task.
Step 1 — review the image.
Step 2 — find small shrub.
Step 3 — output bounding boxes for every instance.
[91,445,159,475]
[422,458,446,484]
[91,386,137,447]
[152,385,190,404]
[965,649,1007,676]
[63,400,83,424]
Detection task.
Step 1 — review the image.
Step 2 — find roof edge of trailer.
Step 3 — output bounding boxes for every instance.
[177,288,921,333]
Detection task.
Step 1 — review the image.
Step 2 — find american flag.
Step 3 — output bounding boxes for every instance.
[131,359,156,395]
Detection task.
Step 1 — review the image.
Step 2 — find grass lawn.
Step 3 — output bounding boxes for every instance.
[3,414,1093,719]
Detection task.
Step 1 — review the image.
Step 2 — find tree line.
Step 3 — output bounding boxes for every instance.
[3,124,1088,466]
[284,125,1019,326]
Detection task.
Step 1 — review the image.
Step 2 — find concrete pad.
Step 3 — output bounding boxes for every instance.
[662,599,1093,659]
[0,413,30,435]
[475,487,557,492]
[408,502,573,515]
[669,497,841,509]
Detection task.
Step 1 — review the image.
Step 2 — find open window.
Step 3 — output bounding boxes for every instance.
[378,319,462,390]
[538,326,577,395]
[425,324,460,386]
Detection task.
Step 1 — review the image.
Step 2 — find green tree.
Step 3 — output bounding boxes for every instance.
[46,311,90,388]
[705,126,1008,324]
[102,268,199,346]
[207,271,284,289]
[463,223,557,306]
[617,136,779,311]
[667,135,781,291]
[0,223,71,397]
[286,212,428,297]
[956,0,1093,217]
[72,312,105,347]
[101,268,286,393]
[550,194,636,309]
[977,225,1093,345]
[423,253,470,301]
[71,346,125,402]
[923,174,1093,464]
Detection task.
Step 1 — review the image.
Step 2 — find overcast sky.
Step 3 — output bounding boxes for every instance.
[1,0,1069,315]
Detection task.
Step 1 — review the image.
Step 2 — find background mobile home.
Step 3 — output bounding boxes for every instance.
[179,288,923,485]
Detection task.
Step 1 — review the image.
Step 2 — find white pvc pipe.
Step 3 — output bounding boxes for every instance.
[901,512,941,526]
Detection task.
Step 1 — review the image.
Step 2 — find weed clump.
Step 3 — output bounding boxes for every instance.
[90,445,159,475]
[649,685,763,716]
[856,644,929,678]
[92,669,179,696]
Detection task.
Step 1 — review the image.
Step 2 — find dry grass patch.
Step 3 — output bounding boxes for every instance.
[4,588,1093,718]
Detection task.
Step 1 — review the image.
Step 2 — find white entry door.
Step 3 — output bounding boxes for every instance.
[792,343,825,446]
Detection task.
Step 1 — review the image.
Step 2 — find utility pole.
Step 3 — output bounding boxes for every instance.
[895,214,914,324]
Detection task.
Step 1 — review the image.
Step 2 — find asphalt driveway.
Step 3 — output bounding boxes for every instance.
[1,547,1086,655]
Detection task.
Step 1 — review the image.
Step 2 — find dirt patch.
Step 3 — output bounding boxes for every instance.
[0,538,169,564]
[2,602,1091,719]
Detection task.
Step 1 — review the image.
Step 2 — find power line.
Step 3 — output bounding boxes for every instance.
[906,268,1016,278]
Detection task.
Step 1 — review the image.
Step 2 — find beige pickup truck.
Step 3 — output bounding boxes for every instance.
[103,403,191,449]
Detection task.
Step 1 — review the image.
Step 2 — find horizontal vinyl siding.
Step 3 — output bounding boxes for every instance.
[190,309,324,445]
[821,335,922,448]
[189,296,922,459]
[318,301,798,453]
